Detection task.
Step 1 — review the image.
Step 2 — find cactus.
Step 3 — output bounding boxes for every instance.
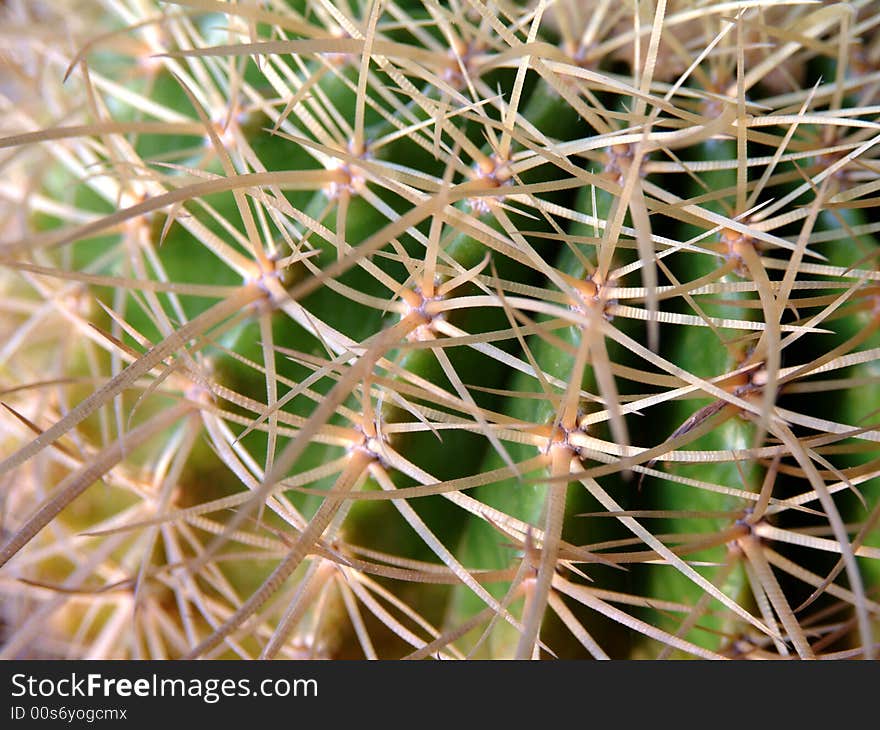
[1,0,880,660]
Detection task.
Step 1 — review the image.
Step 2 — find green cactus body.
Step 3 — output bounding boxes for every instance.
[634,135,762,655]
[812,201,880,598]
[3,0,880,660]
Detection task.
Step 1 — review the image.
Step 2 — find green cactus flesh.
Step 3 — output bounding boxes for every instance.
[1,0,880,659]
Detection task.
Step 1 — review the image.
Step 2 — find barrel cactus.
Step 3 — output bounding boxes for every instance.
[1,0,879,660]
